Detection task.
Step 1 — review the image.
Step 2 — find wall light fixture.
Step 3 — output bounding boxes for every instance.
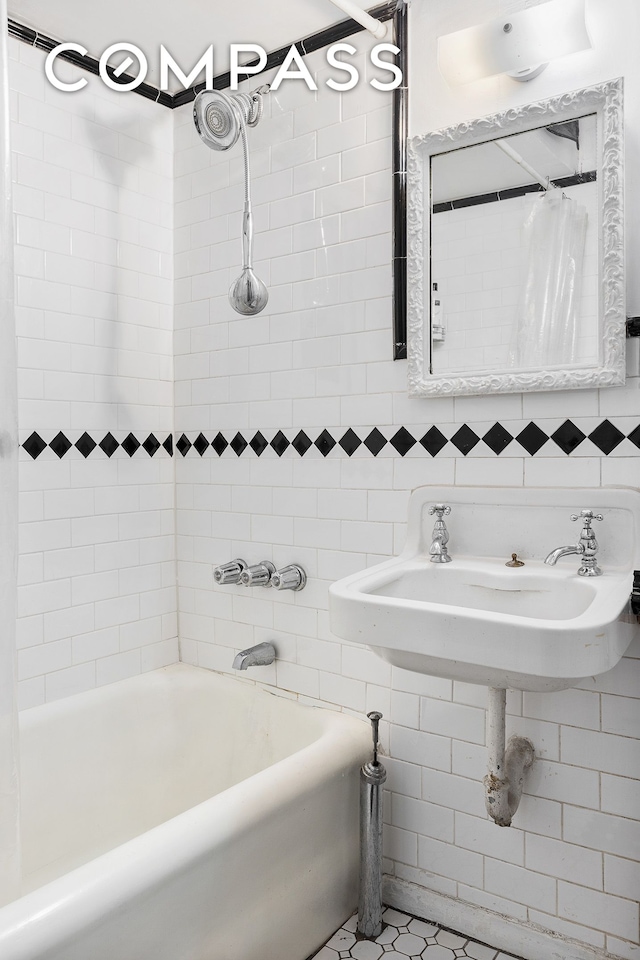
[438,0,592,85]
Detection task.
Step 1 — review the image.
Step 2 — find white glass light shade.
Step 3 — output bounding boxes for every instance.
[438,0,592,85]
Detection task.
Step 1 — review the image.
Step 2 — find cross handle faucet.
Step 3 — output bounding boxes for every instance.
[428,503,452,564]
[544,509,604,577]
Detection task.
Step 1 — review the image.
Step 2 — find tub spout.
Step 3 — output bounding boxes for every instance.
[232,641,276,670]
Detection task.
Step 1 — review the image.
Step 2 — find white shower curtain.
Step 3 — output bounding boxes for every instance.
[0,0,21,906]
[509,189,588,369]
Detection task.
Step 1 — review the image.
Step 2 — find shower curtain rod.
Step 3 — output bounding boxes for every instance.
[494,139,549,190]
[325,0,388,39]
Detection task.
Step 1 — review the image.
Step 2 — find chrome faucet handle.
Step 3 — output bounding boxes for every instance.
[240,560,276,587]
[428,504,452,563]
[213,558,247,584]
[570,509,604,525]
[271,564,307,591]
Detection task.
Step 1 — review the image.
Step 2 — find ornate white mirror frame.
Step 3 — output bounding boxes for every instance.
[407,78,624,398]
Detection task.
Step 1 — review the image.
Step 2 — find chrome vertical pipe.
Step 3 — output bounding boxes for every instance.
[358,711,386,939]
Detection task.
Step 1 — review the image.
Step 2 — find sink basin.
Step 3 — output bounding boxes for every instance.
[329,486,639,691]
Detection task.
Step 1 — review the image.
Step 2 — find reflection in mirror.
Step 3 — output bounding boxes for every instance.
[430,117,598,376]
[407,80,625,398]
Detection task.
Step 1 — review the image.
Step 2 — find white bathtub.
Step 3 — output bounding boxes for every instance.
[0,664,371,960]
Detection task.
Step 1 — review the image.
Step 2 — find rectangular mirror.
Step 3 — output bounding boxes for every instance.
[407,79,624,397]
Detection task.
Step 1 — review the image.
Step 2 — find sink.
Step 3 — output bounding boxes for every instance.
[329,486,639,691]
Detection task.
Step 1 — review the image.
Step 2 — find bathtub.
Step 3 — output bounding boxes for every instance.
[0,664,371,960]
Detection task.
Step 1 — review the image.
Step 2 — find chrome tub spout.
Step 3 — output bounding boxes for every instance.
[232,641,276,671]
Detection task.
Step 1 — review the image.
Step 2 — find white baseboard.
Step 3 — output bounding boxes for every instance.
[383,876,612,960]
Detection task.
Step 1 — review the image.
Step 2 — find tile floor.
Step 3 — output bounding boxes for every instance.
[310,907,522,960]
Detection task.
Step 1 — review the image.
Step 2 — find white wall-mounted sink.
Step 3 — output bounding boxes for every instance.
[329,486,639,691]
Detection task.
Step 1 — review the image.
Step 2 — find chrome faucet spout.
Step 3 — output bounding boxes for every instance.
[232,641,276,671]
[544,544,584,566]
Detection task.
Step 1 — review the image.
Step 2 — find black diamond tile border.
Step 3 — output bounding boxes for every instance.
[516,422,548,456]
[315,429,336,457]
[23,432,47,459]
[50,431,72,458]
[20,421,640,463]
[76,432,96,458]
[551,419,586,454]
[483,422,513,455]
[339,428,361,456]
[451,424,480,456]
[271,430,290,457]
[250,431,268,456]
[193,432,209,456]
[364,428,387,456]
[590,419,625,455]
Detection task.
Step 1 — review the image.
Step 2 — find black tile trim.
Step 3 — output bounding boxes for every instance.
[23,421,640,461]
[627,317,640,337]
[8,19,168,104]
[392,1,408,361]
[434,170,598,215]
[22,432,174,459]
[9,2,396,110]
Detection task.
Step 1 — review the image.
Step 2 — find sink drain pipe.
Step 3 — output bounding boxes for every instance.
[483,688,535,827]
[358,711,386,939]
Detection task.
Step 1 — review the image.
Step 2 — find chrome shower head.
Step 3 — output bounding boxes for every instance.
[193,87,268,151]
[192,86,270,317]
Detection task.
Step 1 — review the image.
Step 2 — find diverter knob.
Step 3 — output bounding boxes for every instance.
[271,564,307,591]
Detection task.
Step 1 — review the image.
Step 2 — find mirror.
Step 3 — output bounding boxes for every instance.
[407,79,624,397]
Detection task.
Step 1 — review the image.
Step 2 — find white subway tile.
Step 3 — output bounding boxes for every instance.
[601,774,640,821]
[391,793,454,843]
[564,806,640,859]
[484,858,557,914]
[390,724,451,773]
[455,810,524,865]
[558,881,638,941]
[418,835,483,887]
[421,698,485,745]
[561,727,640,780]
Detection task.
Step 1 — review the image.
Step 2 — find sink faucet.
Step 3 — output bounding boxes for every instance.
[428,504,452,563]
[544,509,604,577]
[232,641,276,670]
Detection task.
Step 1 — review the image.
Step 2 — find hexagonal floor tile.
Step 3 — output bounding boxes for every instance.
[376,927,399,946]
[464,943,498,960]
[327,930,356,952]
[351,941,384,960]
[421,946,455,960]
[435,932,467,950]
[408,919,438,939]
[393,934,427,956]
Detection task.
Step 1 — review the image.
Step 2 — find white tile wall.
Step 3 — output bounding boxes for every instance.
[173,34,640,960]
[6,4,640,957]
[10,40,178,707]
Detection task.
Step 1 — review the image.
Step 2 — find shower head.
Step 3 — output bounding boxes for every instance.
[193,86,268,151]
[192,85,270,316]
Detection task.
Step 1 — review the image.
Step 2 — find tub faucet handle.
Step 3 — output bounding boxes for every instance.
[271,564,307,591]
[213,558,247,584]
[240,560,276,587]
